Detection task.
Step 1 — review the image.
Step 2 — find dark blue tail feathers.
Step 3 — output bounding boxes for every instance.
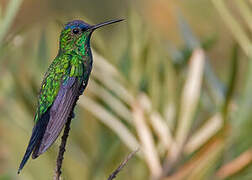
[17,108,50,174]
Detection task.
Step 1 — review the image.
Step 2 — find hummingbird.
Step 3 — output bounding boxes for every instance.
[18,18,123,173]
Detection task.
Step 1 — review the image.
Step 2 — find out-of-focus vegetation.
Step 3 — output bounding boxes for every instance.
[0,0,252,179]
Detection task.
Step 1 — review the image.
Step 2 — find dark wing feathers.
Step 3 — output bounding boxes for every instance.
[32,76,81,158]
[18,76,82,173]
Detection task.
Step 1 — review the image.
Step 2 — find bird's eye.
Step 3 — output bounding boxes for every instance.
[72,28,80,34]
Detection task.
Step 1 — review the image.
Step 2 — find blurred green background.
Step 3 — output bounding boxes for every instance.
[0,0,252,179]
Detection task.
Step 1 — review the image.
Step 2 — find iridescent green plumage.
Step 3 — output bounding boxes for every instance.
[18,19,123,174]
[35,29,92,123]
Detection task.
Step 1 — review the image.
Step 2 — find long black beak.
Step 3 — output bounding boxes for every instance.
[90,19,124,30]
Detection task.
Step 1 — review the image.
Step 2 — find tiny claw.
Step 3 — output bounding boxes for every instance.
[70,112,75,119]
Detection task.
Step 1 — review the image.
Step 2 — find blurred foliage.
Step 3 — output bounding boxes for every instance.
[0,0,252,180]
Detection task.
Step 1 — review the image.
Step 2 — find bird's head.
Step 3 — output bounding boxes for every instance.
[59,19,124,53]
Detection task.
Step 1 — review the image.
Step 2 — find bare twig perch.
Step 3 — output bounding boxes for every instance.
[54,115,73,180]
[107,149,139,180]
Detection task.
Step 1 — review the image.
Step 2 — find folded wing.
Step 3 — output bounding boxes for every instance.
[32,76,81,158]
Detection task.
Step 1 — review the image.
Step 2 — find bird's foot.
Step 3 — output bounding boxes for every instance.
[70,111,75,119]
